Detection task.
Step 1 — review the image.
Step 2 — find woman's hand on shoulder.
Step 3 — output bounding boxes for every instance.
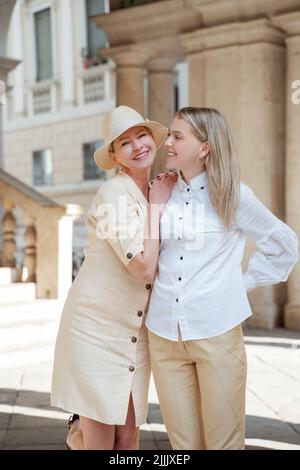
[149,171,177,206]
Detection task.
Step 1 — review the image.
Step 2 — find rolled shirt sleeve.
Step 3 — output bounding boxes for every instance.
[88,182,147,266]
[236,183,299,291]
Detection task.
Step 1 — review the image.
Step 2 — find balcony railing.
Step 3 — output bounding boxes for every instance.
[28,79,58,116]
[77,61,115,106]
[24,62,114,116]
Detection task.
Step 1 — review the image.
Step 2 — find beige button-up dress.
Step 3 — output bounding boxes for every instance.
[51,171,151,425]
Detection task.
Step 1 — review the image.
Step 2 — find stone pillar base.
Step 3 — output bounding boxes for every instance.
[284,304,300,331]
[244,286,284,329]
[245,306,282,330]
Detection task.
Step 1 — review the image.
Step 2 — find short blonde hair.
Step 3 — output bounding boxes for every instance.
[176,107,240,229]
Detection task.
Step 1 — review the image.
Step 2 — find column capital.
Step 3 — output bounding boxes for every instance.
[284,304,300,331]
[0,56,20,82]
[100,45,152,68]
[147,56,180,74]
[92,1,200,48]
[181,18,285,54]
[272,11,300,37]
[273,12,300,47]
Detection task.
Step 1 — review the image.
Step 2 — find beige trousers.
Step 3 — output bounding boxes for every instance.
[148,324,247,450]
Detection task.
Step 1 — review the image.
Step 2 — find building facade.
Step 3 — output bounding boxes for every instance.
[3,0,116,270]
[2,0,188,270]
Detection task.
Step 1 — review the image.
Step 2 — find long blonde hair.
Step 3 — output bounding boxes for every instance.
[175,107,240,229]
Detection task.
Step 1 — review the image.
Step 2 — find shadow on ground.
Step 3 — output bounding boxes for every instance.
[1,389,299,450]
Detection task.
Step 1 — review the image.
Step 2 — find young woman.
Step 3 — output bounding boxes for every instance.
[146,107,298,450]
[51,105,176,450]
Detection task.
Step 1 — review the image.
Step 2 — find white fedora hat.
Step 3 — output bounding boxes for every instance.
[94,105,168,170]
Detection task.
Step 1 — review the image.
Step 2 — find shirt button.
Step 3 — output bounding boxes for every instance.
[137,310,143,317]
[176,298,179,302]
[131,336,137,343]
[129,365,135,372]
[179,217,183,220]
[180,256,183,260]
[185,201,189,205]
[145,283,152,290]
[200,186,204,190]
[126,253,133,259]
[177,237,181,240]
[178,277,182,281]
[187,188,190,192]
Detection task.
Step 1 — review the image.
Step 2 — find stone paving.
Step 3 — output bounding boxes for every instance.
[0,310,300,450]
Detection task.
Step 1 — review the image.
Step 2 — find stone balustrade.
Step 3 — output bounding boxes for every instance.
[28,79,59,115]
[0,169,74,299]
[77,61,115,106]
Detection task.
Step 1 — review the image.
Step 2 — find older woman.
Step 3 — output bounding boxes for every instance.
[51,105,176,450]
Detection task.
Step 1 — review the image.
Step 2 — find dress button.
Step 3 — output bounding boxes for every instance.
[146,283,152,290]
[200,186,204,190]
[126,253,133,259]
[177,237,181,240]
[129,365,135,372]
[185,201,189,205]
[137,310,143,317]
[178,277,182,281]
[179,217,183,220]
[187,188,190,192]
[131,336,137,343]
[180,256,183,260]
[176,298,179,302]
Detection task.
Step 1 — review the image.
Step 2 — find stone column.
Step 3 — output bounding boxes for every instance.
[0,1,17,56]
[273,12,300,330]
[0,56,21,256]
[148,56,178,175]
[7,0,24,118]
[102,45,150,115]
[35,208,73,300]
[182,19,287,328]
[0,0,19,167]
[0,56,19,168]
[180,34,206,108]
[60,0,75,107]
[24,222,37,282]
[2,203,16,268]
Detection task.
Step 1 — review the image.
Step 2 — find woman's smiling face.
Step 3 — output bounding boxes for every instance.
[110,126,156,171]
[164,117,204,173]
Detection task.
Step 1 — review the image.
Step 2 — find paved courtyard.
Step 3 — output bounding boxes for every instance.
[0,301,300,450]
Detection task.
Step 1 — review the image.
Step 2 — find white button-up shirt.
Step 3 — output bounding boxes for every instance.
[146,171,298,340]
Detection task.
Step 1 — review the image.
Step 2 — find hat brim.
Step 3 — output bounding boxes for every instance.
[94,121,168,170]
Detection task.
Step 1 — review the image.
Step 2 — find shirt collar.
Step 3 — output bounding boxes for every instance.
[177,171,207,192]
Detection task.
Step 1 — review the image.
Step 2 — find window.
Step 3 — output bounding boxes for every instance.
[86,0,107,59]
[34,8,53,81]
[174,75,179,113]
[33,149,53,185]
[83,141,106,180]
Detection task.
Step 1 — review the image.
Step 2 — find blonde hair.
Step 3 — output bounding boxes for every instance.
[175,107,240,229]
